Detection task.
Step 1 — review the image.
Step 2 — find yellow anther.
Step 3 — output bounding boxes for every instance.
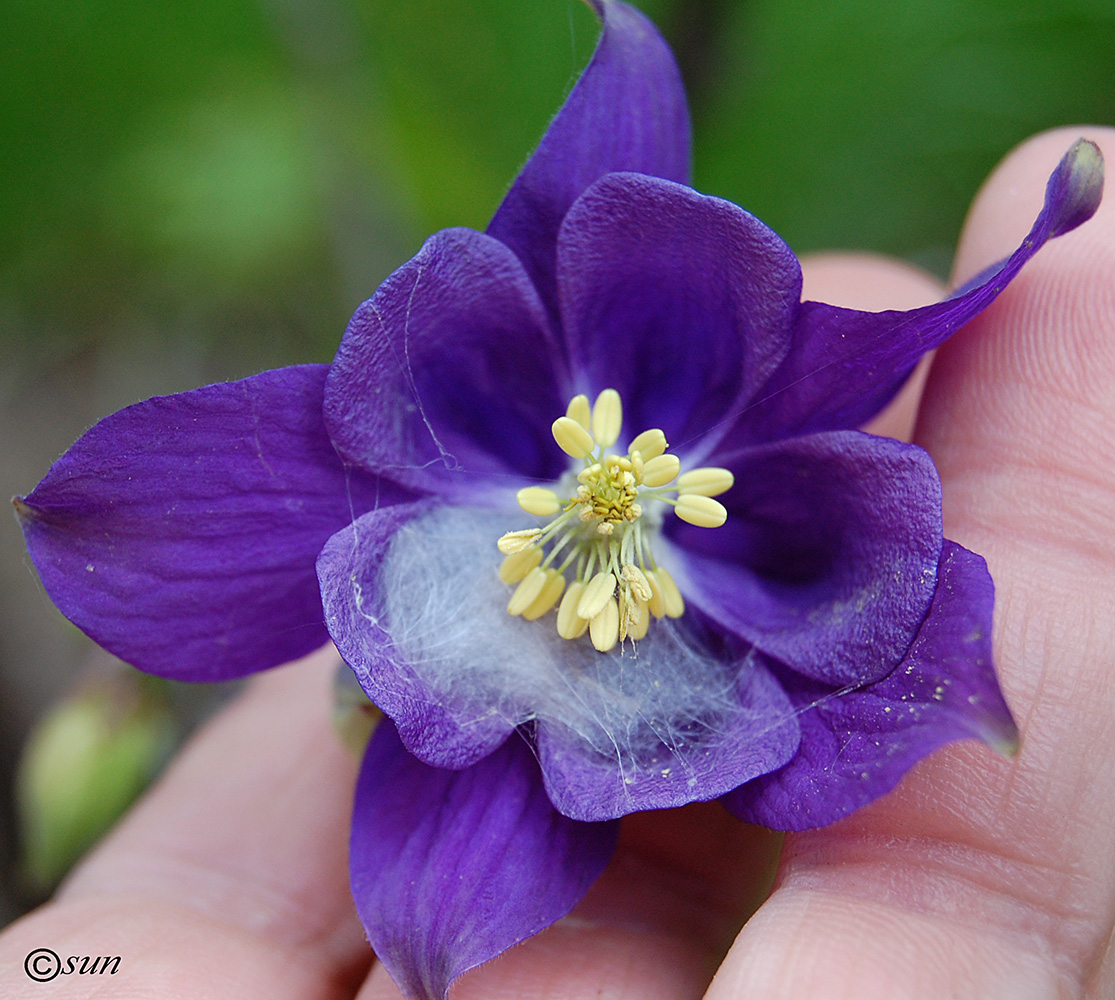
[508,566,549,616]
[642,453,681,488]
[589,598,620,652]
[629,599,651,640]
[566,393,591,432]
[499,546,543,584]
[591,388,622,448]
[675,467,735,497]
[627,428,667,461]
[516,486,562,517]
[552,416,596,458]
[674,494,728,528]
[556,582,591,639]
[621,564,653,604]
[497,528,542,554]
[644,569,667,618]
[521,569,566,620]
[577,570,617,620]
[655,566,685,618]
[618,592,650,642]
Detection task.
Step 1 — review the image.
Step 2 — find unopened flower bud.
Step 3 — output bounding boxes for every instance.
[16,669,175,892]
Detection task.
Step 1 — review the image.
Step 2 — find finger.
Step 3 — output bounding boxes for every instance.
[707,128,1115,999]
[800,252,945,441]
[0,646,371,999]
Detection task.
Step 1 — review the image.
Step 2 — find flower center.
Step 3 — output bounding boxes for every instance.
[497,389,733,653]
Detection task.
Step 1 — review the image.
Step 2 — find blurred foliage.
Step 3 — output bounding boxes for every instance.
[2,0,1113,369]
[693,0,1115,271]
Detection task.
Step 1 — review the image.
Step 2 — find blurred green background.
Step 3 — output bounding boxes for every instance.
[2,0,1114,919]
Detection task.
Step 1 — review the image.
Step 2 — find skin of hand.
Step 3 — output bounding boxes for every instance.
[1,125,1112,1000]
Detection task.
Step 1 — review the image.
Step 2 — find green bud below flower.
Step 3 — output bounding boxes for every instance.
[332,662,382,758]
[16,669,176,892]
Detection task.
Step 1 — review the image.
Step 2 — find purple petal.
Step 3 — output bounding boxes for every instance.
[668,431,942,687]
[15,366,399,682]
[725,542,1018,831]
[320,502,799,810]
[324,228,569,500]
[350,721,618,1000]
[536,617,800,822]
[742,138,1105,439]
[558,173,800,459]
[317,502,517,769]
[487,0,690,317]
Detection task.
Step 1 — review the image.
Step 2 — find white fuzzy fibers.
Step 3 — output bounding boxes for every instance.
[373,505,771,780]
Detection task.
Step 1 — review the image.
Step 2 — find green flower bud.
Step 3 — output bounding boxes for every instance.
[16,670,175,892]
[332,664,382,758]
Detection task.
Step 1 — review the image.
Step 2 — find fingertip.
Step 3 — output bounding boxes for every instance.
[799,252,945,311]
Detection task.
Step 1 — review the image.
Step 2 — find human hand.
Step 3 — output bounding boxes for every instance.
[3,126,1112,1000]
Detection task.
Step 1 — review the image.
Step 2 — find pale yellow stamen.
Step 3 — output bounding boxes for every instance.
[655,566,685,618]
[521,569,566,621]
[577,570,617,620]
[499,546,543,583]
[674,494,728,528]
[618,592,650,642]
[629,599,651,640]
[589,598,620,652]
[508,566,549,615]
[627,428,667,461]
[556,582,591,639]
[591,388,622,448]
[644,569,667,618]
[675,467,734,497]
[552,416,595,458]
[497,391,725,649]
[621,563,653,604]
[566,393,591,432]
[516,486,562,517]
[642,453,681,488]
[498,528,542,554]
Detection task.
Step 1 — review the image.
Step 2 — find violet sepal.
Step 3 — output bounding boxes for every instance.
[669,431,943,687]
[725,542,1018,830]
[350,721,618,1000]
[324,228,570,500]
[741,138,1106,440]
[487,0,691,319]
[15,366,402,681]
[557,172,799,461]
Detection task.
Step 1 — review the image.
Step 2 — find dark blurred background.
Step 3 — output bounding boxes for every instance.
[3,0,1114,923]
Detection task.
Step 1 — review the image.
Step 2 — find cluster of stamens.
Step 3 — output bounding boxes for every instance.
[497,389,733,653]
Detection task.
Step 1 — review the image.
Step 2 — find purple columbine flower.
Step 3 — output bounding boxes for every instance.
[13,2,1104,997]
